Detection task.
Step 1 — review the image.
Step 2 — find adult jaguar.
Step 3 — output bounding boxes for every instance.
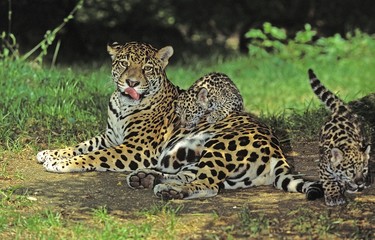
[37,42,323,200]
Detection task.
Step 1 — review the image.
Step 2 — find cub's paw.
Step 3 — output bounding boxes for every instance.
[325,195,346,206]
[153,184,187,200]
[127,169,163,189]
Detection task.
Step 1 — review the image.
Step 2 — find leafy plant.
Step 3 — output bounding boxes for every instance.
[141,202,184,216]
[238,207,271,236]
[246,22,375,61]
[0,0,84,66]
[245,22,288,58]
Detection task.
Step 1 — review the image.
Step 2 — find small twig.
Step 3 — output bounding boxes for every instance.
[21,0,84,62]
[7,0,12,40]
[51,40,61,68]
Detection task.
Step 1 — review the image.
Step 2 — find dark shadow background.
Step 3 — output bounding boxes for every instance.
[0,0,374,63]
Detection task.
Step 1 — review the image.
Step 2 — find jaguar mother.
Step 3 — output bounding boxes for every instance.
[37,42,323,200]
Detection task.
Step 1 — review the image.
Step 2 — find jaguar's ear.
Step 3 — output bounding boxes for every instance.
[330,148,344,168]
[156,46,173,69]
[107,42,122,60]
[365,145,371,155]
[197,88,209,108]
[364,145,371,160]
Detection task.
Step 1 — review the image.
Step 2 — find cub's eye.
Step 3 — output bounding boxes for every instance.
[143,65,153,71]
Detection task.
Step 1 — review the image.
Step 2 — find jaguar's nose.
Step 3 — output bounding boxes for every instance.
[126,79,140,87]
[355,178,364,186]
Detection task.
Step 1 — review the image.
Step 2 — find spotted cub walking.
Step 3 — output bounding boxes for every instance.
[308,69,371,206]
[175,72,244,129]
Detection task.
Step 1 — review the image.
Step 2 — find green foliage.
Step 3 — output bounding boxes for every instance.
[0,0,83,66]
[4,0,375,61]
[288,208,338,236]
[238,207,271,236]
[245,22,288,58]
[0,32,18,60]
[246,23,375,61]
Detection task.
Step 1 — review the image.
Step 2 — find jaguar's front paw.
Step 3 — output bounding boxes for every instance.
[42,159,70,173]
[325,195,346,206]
[36,150,55,163]
[127,169,162,189]
[153,184,186,200]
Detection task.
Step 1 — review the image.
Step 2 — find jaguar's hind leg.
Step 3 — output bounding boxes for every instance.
[127,164,199,189]
[152,151,228,199]
[127,169,163,189]
[153,182,220,200]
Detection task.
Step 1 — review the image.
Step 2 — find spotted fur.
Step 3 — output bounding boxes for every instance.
[308,69,371,206]
[175,72,244,130]
[36,42,323,201]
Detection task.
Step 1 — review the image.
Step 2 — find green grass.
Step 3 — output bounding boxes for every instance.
[0,61,111,150]
[0,190,185,239]
[238,208,271,237]
[1,189,373,239]
[1,35,374,151]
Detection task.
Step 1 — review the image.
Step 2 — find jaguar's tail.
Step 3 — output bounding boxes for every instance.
[271,157,324,200]
[308,69,349,115]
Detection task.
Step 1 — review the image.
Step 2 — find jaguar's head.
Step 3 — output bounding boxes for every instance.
[107,42,174,105]
[175,87,209,130]
[329,145,371,192]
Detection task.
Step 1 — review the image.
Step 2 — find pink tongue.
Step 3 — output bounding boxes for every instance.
[125,87,140,100]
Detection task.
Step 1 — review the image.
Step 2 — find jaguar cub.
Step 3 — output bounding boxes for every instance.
[308,69,371,206]
[175,72,244,129]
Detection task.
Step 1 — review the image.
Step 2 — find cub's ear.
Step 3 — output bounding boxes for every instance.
[330,148,344,168]
[156,46,174,69]
[197,88,209,108]
[107,42,122,60]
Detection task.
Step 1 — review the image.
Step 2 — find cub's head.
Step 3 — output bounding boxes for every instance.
[107,42,173,105]
[175,87,209,130]
[329,145,371,192]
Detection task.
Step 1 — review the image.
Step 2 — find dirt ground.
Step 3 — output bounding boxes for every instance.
[1,139,374,238]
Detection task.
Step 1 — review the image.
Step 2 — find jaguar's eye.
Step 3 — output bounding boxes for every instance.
[118,60,129,68]
[143,65,153,71]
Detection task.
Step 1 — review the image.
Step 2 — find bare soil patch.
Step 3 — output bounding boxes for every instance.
[1,139,374,239]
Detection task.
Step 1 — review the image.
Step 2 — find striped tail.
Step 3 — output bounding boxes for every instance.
[271,157,324,200]
[308,69,349,115]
